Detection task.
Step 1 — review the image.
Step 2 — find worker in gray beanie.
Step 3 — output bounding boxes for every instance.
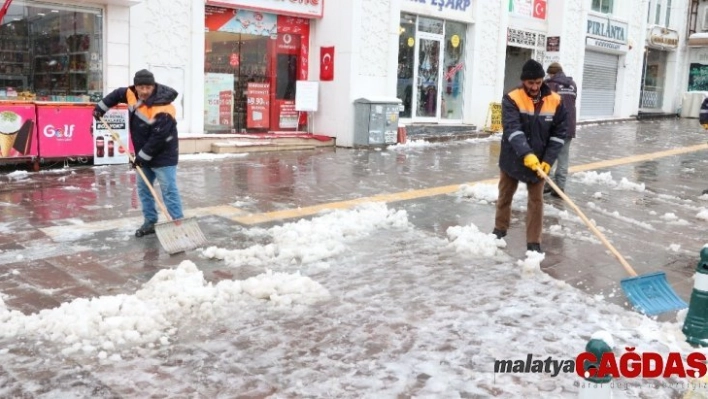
[491,59,568,255]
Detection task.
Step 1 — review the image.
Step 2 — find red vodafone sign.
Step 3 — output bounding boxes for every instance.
[207,0,324,19]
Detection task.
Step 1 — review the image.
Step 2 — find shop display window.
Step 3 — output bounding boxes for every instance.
[204,7,309,134]
[0,1,103,102]
[204,32,269,133]
[396,13,466,121]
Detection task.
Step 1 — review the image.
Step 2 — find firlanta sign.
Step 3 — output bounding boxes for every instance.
[586,13,628,44]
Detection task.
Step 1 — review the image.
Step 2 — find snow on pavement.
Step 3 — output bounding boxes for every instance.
[0,201,703,397]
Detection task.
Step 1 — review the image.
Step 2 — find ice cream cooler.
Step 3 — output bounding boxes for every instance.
[35,102,94,159]
[0,101,39,160]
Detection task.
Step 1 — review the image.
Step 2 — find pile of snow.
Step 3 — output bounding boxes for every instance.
[0,261,329,359]
[446,223,506,257]
[203,202,411,268]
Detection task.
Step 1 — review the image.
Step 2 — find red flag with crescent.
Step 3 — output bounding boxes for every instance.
[533,0,547,20]
[320,46,334,81]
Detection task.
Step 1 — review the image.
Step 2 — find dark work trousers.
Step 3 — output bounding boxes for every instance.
[494,170,545,244]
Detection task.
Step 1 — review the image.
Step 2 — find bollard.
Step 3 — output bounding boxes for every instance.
[683,246,708,347]
[578,336,613,399]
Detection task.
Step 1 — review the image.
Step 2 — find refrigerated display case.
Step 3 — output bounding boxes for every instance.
[0,101,38,160]
[35,102,94,159]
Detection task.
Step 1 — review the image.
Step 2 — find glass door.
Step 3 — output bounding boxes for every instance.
[413,35,443,120]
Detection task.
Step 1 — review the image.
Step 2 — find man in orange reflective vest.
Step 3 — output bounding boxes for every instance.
[93,69,184,237]
[492,59,567,254]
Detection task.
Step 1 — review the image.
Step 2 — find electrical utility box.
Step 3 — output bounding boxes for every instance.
[353,97,402,146]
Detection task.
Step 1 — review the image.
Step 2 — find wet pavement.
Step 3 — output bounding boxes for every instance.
[1,117,708,397]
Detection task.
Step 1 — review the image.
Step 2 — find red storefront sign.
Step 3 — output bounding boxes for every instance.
[247,83,270,129]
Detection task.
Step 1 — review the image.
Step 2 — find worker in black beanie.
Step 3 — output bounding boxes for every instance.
[491,59,568,255]
[92,69,185,238]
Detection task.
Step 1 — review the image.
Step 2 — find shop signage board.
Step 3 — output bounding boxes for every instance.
[35,102,94,158]
[585,37,628,53]
[508,0,547,20]
[647,26,679,50]
[586,13,628,44]
[0,102,38,159]
[295,81,318,112]
[92,108,129,165]
[207,0,323,19]
[247,83,270,129]
[402,0,474,23]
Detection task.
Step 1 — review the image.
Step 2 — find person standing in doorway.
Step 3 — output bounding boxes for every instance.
[544,62,578,198]
[92,69,185,237]
[492,59,567,254]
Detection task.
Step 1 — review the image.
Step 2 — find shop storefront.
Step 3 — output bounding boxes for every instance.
[639,26,678,110]
[203,0,322,134]
[396,1,472,123]
[0,0,104,102]
[580,13,628,118]
[504,28,547,93]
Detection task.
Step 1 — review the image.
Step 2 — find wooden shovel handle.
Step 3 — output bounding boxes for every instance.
[98,117,173,222]
[537,168,638,277]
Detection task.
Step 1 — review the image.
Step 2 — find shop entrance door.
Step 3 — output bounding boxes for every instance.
[269,33,300,131]
[412,34,443,121]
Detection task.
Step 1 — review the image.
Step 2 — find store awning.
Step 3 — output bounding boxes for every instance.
[688,32,708,47]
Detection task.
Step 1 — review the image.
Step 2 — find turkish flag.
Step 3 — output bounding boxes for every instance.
[320,46,334,81]
[533,0,547,20]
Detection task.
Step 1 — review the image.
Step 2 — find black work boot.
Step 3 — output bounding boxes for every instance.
[702,189,708,196]
[527,243,543,253]
[492,228,507,239]
[135,221,156,237]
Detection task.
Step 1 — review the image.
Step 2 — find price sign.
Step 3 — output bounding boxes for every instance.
[247,83,270,129]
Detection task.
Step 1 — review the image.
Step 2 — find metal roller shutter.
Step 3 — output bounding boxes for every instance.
[580,50,619,118]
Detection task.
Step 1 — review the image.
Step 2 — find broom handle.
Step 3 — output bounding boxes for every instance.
[98,117,173,222]
[537,168,638,277]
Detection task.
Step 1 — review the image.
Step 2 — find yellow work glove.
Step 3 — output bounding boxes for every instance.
[540,161,551,175]
[702,124,708,130]
[523,153,541,171]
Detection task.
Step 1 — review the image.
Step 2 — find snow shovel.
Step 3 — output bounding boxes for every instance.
[537,168,686,316]
[98,117,207,254]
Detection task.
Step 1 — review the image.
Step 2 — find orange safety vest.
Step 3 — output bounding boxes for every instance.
[126,89,176,124]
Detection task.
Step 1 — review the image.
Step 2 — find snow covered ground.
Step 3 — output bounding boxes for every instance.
[0,199,704,398]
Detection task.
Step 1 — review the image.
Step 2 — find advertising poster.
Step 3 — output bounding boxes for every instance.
[205,7,277,37]
[247,83,270,129]
[92,108,129,165]
[204,73,234,130]
[35,103,94,158]
[0,103,38,159]
[279,101,298,129]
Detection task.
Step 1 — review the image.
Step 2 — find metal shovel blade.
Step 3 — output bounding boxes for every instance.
[154,217,208,255]
[620,271,687,316]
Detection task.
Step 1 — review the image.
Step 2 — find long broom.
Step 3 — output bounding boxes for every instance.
[99,117,207,254]
[538,168,686,316]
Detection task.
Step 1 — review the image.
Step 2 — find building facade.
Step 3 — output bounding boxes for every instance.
[0,0,694,150]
